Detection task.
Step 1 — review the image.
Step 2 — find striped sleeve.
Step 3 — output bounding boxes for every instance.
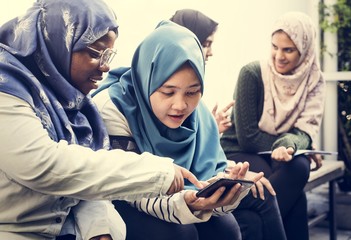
[130,191,212,224]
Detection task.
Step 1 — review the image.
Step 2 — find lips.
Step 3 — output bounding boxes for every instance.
[89,76,103,83]
[168,114,185,123]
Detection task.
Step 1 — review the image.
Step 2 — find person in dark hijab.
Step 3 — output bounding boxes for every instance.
[171,9,234,134]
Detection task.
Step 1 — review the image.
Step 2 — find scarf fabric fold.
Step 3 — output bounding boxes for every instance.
[0,0,118,149]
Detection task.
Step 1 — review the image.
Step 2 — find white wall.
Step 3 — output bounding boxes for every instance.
[2,0,318,110]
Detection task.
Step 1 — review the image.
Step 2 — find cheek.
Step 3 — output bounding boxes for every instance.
[188,96,201,112]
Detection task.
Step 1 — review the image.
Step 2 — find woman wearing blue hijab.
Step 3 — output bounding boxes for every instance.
[93,20,265,240]
[0,0,200,239]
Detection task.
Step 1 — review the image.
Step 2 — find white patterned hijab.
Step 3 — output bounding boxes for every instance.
[258,11,326,143]
[0,0,118,149]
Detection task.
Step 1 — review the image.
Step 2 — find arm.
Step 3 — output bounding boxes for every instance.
[271,128,312,151]
[0,92,174,201]
[130,192,212,224]
[234,62,278,152]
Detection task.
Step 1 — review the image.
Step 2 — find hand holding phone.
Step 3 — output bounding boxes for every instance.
[195,178,254,198]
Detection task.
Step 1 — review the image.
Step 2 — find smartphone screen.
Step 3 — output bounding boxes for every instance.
[195,178,254,198]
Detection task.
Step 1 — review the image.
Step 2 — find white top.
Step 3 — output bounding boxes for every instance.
[0,92,175,239]
[93,89,250,224]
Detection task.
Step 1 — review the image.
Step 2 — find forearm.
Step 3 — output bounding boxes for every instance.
[0,93,174,201]
[131,191,212,224]
[234,64,278,152]
[271,128,312,152]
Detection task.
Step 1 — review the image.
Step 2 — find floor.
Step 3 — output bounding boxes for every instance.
[308,181,351,240]
[310,226,351,240]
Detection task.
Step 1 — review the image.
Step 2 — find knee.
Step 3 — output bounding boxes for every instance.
[289,156,310,182]
[234,210,263,240]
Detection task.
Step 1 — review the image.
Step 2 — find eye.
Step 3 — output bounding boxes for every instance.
[186,90,201,96]
[88,51,101,59]
[284,48,297,53]
[160,91,174,96]
[86,46,102,59]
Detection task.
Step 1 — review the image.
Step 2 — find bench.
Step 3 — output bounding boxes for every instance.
[304,160,345,240]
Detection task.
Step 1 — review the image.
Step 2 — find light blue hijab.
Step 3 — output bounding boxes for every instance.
[95,21,227,187]
[0,0,118,150]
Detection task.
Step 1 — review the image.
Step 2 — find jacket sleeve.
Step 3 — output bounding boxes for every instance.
[72,200,126,240]
[130,192,212,224]
[234,62,278,152]
[0,92,175,202]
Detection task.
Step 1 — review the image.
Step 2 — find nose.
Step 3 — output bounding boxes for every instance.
[276,49,285,60]
[172,95,187,111]
[207,47,213,57]
[99,64,110,72]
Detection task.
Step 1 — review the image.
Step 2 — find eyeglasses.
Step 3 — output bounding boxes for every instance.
[86,46,117,67]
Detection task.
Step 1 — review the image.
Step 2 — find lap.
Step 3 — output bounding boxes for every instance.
[114,200,241,240]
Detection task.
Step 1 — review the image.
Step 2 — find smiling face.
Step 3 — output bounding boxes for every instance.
[70,30,117,95]
[149,63,202,129]
[271,30,301,75]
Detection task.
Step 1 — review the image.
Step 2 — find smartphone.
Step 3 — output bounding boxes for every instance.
[195,178,254,198]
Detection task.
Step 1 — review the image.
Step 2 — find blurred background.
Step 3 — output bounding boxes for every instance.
[0,0,318,109]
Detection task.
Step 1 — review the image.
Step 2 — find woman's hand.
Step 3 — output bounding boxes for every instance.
[167,164,204,195]
[271,146,294,161]
[184,183,243,212]
[225,160,273,200]
[211,101,234,134]
[245,172,276,200]
[308,144,323,171]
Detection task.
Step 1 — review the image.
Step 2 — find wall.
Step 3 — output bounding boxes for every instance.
[1,0,317,110]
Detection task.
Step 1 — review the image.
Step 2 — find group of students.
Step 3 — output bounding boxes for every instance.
[0,0,325,240]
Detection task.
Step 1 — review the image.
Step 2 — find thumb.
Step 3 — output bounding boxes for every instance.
[287,147,295,155]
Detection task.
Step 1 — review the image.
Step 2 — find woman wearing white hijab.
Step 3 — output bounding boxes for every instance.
[221,11,326,240]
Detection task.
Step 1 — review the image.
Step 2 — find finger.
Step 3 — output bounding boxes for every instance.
[255,180,265,200]
[261,177,276,196]
[176,173,184,192]
[250,184,258,198]
[212,103,219,115]
[252,171,264,183]
[237,162,250,179]
[287,147,295,154]
[181,167,203,189]
[227,162,242,178]
[223,101,235,112]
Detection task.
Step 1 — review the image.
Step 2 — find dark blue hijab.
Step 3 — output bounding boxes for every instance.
[0,0,118,149]
[95,21,227,186]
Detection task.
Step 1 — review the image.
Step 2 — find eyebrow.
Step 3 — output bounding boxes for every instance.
[272,43,297,49]
[160,83,201,89]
